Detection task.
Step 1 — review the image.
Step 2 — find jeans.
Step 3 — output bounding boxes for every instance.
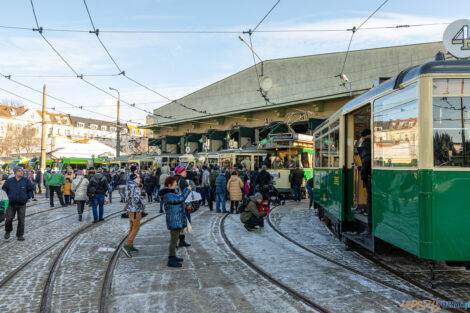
[306,185,313,208]
[108,191,113,204]
[5,204,26,237]
[91,194,105,221]
[153,185,160,201]
[216,193,227,213]
[244,215,264,228]
[293,184,302,202]
[64,195,71,205]
[118,185,126,202]
[49,186,65,206]
[201,186,210,206]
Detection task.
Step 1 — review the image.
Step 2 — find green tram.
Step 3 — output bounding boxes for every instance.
[259,132,313,194]
[53,157,110,171]
[312,59,470,264]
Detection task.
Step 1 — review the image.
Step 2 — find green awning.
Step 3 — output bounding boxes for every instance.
[208,130,226,140]
[186,133,202,142]
[240,127,254,138]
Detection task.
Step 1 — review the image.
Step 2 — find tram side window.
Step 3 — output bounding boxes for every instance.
[329,128,339,167]
[314,129,329,167]
[373,84,418,168]
[433,95,470,167]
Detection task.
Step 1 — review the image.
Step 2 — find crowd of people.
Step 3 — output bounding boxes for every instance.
[1,160,312,268]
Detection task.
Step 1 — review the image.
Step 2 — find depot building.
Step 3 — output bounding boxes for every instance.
[144,41,446,154]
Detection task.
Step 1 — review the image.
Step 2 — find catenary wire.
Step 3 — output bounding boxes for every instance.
[252,0,281,33]
[28,0,172,121]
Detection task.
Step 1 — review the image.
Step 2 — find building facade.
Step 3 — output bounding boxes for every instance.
[145,42,447,154]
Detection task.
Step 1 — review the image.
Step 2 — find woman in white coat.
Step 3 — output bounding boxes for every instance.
[71,170,89,221]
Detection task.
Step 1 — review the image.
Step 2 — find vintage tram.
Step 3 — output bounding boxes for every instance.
[312,59,470,264]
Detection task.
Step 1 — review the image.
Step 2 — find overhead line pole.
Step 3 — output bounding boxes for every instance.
[40,84,47,173]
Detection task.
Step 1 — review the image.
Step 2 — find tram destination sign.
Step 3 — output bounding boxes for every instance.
[444,19,470,59]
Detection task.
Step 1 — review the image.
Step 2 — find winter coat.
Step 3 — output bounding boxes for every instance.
[117,172,127,186]
[306,177,314,189]
[209,171,218,190]
[126,180,145,213]
[144,173,155,194]
[215,174,227,195]
[202,169,210,187]
[0,182,8,210]
[255,170,271,186]
[62,172,74,196]
[87,173,109,196]
[47,172,65,187]
[71,176,89,201]
[159,166,169,186]
[290,169,304,186]
[240,196,265,223]
[227,175,243,201]
[2,177,34,205]
[161,187,190,230]
[357,137,371,182]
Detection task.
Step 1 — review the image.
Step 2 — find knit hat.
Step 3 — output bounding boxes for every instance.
[254,192,263,201]
[13,166,23,174]
[360,129,371,138]
[174,165,186,175]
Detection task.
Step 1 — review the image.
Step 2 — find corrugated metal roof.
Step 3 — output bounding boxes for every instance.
[151,41,446,126]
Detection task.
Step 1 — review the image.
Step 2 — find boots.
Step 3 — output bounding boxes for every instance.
[178,235,191,247]
[167,256,182,267]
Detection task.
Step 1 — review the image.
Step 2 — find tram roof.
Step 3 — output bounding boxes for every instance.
[315,59,470,131]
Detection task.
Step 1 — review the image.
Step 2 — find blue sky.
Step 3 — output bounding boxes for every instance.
[0,0,467,125]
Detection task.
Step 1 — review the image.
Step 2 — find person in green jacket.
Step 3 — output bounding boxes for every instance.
[46,168,65,207]
[240,193,266,231]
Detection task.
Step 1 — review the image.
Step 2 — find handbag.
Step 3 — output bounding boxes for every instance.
[71,177,84,199]
[180,218,192,235]
[185,191,201,213]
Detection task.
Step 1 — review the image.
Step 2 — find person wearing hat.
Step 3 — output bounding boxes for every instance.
[71,170,89,222]
[240,192,266,231]
[121,173,145,258]
[3,167,34,240]
[357,128,372,235]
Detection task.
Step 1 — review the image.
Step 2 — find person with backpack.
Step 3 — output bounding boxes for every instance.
[87,168,109,223]
[121,173,145,258]
[240,192,266,231]
[227,170,243,214]
[160,176,191,268]
[71,170,89,222]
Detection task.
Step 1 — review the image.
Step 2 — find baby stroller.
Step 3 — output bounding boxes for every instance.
[256,184,285,207]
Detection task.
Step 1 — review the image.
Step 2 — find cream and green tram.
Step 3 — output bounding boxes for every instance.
[217,149,267,173]
[312,59,470,265]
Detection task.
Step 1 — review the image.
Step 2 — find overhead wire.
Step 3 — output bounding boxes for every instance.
[340,0,389,75]
[0,22,450,34]
[81,0,207,116]
[28,0,173,121]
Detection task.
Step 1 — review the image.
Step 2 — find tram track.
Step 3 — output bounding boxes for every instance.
[267,206,465,313]
[38,202,162,313]
[220,213,330,313]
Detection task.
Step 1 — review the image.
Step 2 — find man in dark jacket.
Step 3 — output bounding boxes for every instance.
[357,129,372,235]
[215,169,227,213]
[240,193,266,231]
[290,165,304,202]
[255,165,271,188]
[87,168,109,223]
[3,167,34,241]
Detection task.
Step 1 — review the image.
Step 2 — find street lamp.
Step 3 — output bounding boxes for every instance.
[109,87,121,157]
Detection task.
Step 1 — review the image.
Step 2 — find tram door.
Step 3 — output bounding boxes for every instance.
[346,104,371,228]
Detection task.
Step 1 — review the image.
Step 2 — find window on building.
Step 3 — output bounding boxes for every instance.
[132,129,136,134]
[90,124,98,130]
[65,129,71,136]
[77,122,85,128]
[110,126,116,132]
[101,126,107,131]
[373,83,418,168]
[63,117,68,124]
[433,78,470,167]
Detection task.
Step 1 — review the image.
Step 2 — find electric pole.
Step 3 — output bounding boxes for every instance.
[40,84,47,173]
[109,87,121,157]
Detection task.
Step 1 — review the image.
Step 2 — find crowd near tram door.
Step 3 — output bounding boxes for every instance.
[344,104,374,249]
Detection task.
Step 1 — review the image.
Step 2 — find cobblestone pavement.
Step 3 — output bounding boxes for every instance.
[109,209,314,313]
